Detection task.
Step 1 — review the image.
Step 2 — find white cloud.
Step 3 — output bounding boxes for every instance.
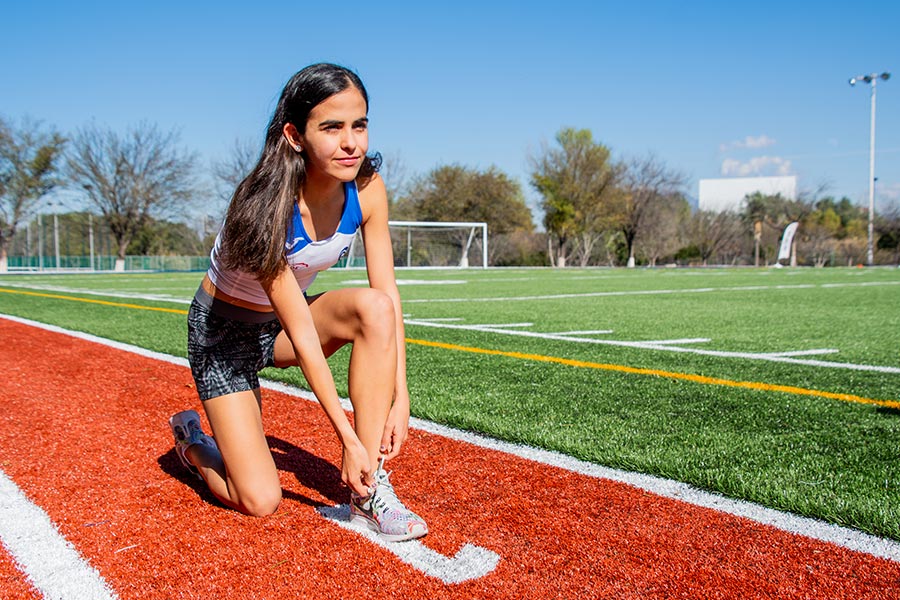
[720,156,793,177]
[719,135,777,152]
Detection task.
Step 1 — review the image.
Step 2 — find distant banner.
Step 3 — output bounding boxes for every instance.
[777,222,799,261]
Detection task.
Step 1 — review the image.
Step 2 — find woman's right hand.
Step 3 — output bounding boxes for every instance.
[342,436,374,496]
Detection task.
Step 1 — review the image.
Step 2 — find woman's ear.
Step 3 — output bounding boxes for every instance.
[282,123,303,153]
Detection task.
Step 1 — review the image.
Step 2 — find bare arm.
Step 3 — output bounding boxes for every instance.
[359,175,410,458]
[262,269,373,494]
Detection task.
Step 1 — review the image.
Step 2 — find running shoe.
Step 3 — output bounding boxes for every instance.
[350,458,428,542]
[168,409,217,478]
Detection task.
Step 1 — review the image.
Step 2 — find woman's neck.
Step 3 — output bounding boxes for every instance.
[301,171,344,206]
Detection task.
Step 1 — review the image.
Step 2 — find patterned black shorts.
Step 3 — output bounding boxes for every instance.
[187,293,283,401]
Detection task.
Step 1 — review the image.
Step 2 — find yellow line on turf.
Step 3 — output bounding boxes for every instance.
[4,286,895,410]
[406,338,900,411]
[0,287,189,315]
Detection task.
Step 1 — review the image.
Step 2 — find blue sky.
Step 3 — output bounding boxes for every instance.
[2,0,898,220]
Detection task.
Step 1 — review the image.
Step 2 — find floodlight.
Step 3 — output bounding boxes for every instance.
[848,70,890,265]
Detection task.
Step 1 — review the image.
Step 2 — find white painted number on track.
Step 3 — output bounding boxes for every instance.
[317,505,500,584]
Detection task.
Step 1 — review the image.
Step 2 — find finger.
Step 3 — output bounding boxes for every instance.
[384,436,403,459]
[349,472,372,496]
[379,428,393,456]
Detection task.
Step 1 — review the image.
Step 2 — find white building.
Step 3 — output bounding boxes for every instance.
[698,176,797,213]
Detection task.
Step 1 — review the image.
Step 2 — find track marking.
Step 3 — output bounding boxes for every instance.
[550,329,614,335]
[0,287,187,314]
[316,505,500,584]
[1,287,896,398]
[2,313,900,568]
[0,469,118,599]
[405,317,900,374]
[401,280,900,303]
[637,337,711,345]
[405,338,900,410]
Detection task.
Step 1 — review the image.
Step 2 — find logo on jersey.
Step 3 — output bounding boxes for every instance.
[338,246,350,259]
[285,235,307,252]
[289,261,310,271]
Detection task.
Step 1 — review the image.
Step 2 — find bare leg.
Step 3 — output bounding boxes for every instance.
[186,388,282,516]
[274,287,397,468]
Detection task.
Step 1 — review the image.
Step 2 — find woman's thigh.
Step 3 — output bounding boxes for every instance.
[273,287,394,365]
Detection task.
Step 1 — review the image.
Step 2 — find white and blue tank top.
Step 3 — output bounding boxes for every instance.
[207,181,362,305]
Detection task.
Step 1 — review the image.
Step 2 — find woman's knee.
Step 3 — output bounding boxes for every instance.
[237,485,282,517]
[356,290,396,341]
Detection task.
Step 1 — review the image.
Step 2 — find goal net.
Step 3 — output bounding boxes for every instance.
[343,221,488,268]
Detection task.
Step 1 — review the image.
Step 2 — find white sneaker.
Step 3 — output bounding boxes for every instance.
[349,458,428,542]
[168,409,217,478]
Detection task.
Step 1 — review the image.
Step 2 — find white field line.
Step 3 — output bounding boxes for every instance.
[402,280,900,303]
[551,330,615,336]
[470,322,533,329]
[762,349,841,357]
[2,313,900,565]
[0,281,192,304]
[405,319,900,374]
[636,338,712,346]
[0,469,118,600]
[2,281,896,374]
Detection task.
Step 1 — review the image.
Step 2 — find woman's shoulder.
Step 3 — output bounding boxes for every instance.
[355,171,385,195]
[354,172,387,223]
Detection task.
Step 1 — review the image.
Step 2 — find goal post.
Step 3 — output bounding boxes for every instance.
[343,220,489,268]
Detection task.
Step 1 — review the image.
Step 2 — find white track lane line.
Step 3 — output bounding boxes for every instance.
[0,469,118,600]
[1,313,899,577]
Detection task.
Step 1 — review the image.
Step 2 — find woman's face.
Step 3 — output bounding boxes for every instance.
[299,86,369,183]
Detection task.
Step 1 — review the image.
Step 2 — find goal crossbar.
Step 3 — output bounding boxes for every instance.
[388,221,488,268]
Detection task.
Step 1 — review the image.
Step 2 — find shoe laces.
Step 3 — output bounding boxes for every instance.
[371,458,405,514]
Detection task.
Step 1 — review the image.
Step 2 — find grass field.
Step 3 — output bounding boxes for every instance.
[1,266,898,541]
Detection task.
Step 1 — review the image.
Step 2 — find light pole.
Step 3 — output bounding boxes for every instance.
[849,72,890,266]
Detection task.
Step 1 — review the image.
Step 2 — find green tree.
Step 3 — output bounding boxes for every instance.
[0,117,66,271]
[395,164,534,265]
[529,128,620,267]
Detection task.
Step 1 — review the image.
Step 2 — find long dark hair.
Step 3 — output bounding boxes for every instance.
[219,63,381,282]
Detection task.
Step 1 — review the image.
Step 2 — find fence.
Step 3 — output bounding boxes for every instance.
[5,255,211,272]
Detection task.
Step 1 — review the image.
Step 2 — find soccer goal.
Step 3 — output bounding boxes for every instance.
[344,221,488,268]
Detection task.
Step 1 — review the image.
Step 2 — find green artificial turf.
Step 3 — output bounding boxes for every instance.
[1,266,898,539]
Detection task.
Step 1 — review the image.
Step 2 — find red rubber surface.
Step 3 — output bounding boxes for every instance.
[0,318,898,599]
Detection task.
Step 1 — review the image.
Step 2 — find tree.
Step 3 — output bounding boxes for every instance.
[66,122,198,270]
[617,154,687,267]
[211,137,258,207]
[685,209,744,266]
[394,164,534,265]
[529,128,620,267]
[0,117,66,271]
[637,192,690,267]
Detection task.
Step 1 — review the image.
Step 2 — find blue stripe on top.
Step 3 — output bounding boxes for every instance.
[286,181,363,253]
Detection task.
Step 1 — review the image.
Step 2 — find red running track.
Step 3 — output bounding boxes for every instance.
[0,317,898,599]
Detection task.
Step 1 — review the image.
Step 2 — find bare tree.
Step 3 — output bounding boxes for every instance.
[687,209,744,266]
[638,193,690,267]
[212,137,258,206]
[618,154,687,267]
[0,117,66,271]
[66,122,198,270]
[378,150,410,205]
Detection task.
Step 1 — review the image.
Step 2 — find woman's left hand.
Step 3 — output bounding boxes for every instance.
[379,399,410,460]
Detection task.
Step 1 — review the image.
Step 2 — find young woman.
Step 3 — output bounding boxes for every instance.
[168,63,426,542]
